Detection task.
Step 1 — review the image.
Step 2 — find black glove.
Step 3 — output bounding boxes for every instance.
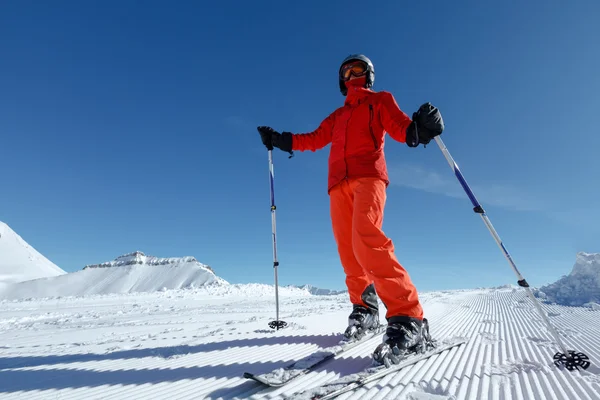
[257,126,293,155]
[405,102,444,147]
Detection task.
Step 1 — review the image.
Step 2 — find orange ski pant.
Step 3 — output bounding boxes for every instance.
[329,177,423,320]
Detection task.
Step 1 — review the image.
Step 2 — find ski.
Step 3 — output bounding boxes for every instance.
[243,324,386,387]
[285,337,468,400]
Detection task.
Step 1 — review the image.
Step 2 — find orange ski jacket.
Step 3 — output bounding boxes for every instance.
[291,84,413,192]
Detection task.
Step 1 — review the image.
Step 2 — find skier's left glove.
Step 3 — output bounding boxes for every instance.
[405,103,444,147]
[257,126,293,155]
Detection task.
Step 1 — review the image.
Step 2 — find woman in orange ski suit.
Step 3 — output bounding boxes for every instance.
[258,54,444,332]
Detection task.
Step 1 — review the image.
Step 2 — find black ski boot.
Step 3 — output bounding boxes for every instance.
[343,305,380,341]
[373,317,432,367]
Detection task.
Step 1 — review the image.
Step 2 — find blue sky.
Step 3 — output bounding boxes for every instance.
[1,1,598,292]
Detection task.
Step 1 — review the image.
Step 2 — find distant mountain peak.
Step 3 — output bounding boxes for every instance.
[289,284,347,296]
[84,251,213,273]
[537,251,600,306]
[0,221,65,284]
[572,252,600,275]
[1,250,228,299]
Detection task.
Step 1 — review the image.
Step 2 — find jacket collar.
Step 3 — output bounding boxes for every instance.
[344,85,374,106]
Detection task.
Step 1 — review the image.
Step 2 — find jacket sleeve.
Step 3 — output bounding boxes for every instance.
[291,112,335,152]
[378,91,413,143]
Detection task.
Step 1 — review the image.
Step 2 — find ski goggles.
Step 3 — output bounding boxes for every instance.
[339,61,368,81]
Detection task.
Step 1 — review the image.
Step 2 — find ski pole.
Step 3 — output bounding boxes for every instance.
[267,149,287,330]
[433,135,590,371]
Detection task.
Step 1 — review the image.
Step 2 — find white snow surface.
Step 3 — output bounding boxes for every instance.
[537,252,600,306]
[289,284,347,296]
[0,286,598,399]
[0,221,65,284]
[0,251,234,300]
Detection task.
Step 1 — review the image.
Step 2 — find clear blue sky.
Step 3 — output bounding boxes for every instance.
[1,1,598,292]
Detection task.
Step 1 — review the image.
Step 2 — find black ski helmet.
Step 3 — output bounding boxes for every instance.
[339,54,375,96]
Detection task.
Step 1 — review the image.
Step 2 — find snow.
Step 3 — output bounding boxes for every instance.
[0,251,237,300]
[288,284,347,296]
[0,286,598,399]
[0,221,65,284]
[537,252,600,306]
[0,250,317,300]
[0,234,598,399]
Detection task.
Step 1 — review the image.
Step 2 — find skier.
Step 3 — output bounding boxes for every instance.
[257,54,444,365]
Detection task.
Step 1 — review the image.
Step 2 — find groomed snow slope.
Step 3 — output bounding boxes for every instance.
[0,221,65,284]
[0,287,598,399]
[0,251,230,299]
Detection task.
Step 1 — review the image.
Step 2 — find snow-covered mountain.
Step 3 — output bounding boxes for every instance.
[537,251,600,306]
[0,251,228,299]
[83,251,217,272]
[0,221,65,284]
[290,284,347,296]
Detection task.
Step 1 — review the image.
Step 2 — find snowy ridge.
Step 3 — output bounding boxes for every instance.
[572,252,600,275]
[537,251,600,306]
[0,251,230,300]
[205,283,313,298]
[0,250,320,300]
[0,271,313,301]
[289,284,347,296]
[0,221,65,284]
[84,251,212,271]
[0,287,598,399]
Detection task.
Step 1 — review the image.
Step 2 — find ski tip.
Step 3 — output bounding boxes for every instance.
[438,336,469,346]
[243,372,287,387]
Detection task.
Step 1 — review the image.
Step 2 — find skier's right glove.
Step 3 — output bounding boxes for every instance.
[257,126,293,156]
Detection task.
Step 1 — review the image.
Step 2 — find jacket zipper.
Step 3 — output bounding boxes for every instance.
[344,107,356,181]
[369,104,378,150]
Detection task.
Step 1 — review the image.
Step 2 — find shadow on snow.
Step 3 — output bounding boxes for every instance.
[0,333,375,397]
